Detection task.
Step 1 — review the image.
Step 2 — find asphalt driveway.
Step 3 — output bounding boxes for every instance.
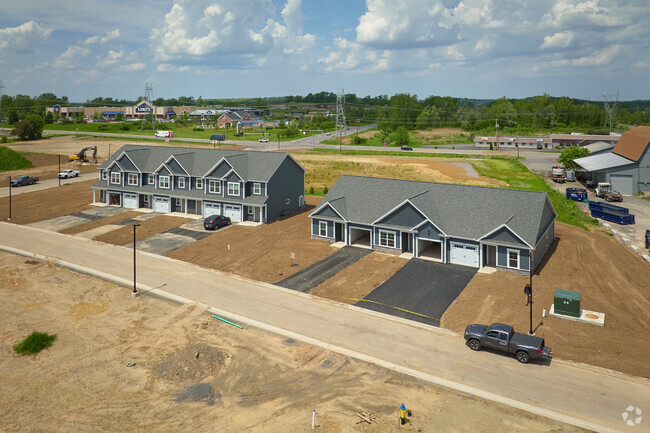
[277,246,371,293]
[357,259,477,327]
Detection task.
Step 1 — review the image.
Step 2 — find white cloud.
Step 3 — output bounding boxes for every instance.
[541,31,574,49]
[544,45,621,67]
[96,50,124,68]
[85,29,120,45]
[0,21,52,53]
[118,62,146,71]
[53,45,91,69]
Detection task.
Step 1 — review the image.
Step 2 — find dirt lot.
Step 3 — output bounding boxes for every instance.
[0,253,588,433]
[310,252,408,303]
[442,222,650,378]
[94,215,194,245]
[166,196,334,284]
[60,210,142,235]
[0,180,95,224]
[294,153,503,192]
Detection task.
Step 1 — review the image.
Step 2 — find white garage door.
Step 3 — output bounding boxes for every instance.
[123,193,138,209]
[203,202,221,217]
[153,196,170,213]
[223,204,242,222]
[610,174,633,195]
[449,242,479,267]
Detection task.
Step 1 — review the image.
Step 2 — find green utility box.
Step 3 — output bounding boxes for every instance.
[554,289,581,318]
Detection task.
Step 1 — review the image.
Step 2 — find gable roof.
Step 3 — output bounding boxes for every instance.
[98,144,301,182]
[573,152,634,171]
[314,175,555,248]
[612,126,650,162]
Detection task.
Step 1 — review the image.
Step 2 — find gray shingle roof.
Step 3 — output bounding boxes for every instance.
[99,145,301,181]
[316,175,555,247]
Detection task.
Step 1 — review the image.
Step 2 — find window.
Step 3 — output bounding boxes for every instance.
[101,170,108,180]
[196,178,203,189]
[378,230,396,248]
[248,206,254,216]
[127,173,138,186]
[159,175,170,189]
[253,182,261,195]
[178,177,185,188]
[110,172,121,184]
[175,198,181,207]
[507,249,520,269]
[228,182,240,196]
[319,221,327,237]
[148,174,155,184]
[208,180,220,194]
[143,195,149,203]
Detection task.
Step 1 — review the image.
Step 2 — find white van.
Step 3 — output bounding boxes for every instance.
[155,130,174,138]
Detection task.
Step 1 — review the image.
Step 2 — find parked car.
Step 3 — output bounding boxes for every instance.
[203,215,231,230]
[10,175,39,187]
[401,145,413,151]
[464,323,552,363]
[57,169,80,179]
[325,132,332,136]
[259,138,269,143]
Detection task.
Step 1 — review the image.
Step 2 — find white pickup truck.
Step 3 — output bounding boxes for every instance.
[57,169,80,179]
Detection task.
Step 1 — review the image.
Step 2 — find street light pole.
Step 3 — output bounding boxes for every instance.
[495,119,499,151]
[6,176,11,221]
[132,223,141,296]
[58,155,61,187]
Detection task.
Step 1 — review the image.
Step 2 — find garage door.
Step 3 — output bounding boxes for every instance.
[203,202,221,217]
[223,204,241,222]
[153,196,170,213]
[449,242,479,267]
[123,193,138,209]
[610,174,633,195]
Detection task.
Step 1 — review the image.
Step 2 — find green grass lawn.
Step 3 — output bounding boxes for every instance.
[301,148,476,159]
[472,157,598,229]
[13,332,57,355]
[0,146,34,171]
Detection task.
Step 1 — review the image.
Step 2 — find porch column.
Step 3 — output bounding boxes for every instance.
[184,198,188,215]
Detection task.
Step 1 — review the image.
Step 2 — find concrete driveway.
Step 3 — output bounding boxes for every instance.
[133,218,227,254]
[277,246,371,292]
[357,259,477,327]
[26,206,131,231]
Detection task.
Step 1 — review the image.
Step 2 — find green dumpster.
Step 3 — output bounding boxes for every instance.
[554,289,581,318]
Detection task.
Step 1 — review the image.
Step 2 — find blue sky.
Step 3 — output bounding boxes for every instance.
[1,0,649,102]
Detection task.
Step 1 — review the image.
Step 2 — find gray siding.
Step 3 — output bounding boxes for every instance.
[117,155,136,171]
[377,203,425,228]
[485,226,527,247]
[497,245,530,271]
[226,172,243,182]
[166,159,186,175]
[533,221,555,271]
[246,182,266,196]
[157,167,170,176]
[207,162,232,178]
[605,147,650,194]
[418,221,442,241]
[312,219,334,239]
[537,200,556,243]
[175,176,188,190]
[313,204,342,220]
[266,157,305,221]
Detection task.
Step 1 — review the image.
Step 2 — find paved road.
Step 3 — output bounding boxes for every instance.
[358,259,477,327]
[0,223,646,433]
[277,246,371,292]
[0,172,98,198]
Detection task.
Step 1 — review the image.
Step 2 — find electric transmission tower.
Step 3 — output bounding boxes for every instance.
[141,82,155,130]
[0,79,5,121]
[335,88,346,131]
[602,91,618,131]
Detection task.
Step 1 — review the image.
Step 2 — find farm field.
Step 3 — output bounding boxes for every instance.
[0,252,587,433]
[324,127,474,147]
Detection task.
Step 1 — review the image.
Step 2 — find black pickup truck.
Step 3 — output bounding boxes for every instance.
[10,175,39,187]
[464,323,552,363]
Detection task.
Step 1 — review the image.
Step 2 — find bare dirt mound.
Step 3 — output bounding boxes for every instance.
[154,344,229,383]
[442,222,650,378]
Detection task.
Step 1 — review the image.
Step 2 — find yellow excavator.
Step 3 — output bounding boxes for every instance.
[69,146,97,163]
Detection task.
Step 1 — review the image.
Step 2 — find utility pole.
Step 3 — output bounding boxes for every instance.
[495,119,499,151]
[58,155,61,187]
[0,79,5,121]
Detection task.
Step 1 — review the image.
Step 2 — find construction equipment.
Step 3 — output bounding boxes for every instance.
[551,165,566,183]
[595,183,623,202]
[69,146,97,163]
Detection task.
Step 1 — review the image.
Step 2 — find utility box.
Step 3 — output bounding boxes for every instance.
[554,289,581,318]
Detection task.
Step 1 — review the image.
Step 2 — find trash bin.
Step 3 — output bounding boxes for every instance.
[554,289,581,318]
[646,230,650,249]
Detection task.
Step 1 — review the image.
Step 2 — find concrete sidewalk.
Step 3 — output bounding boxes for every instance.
[0,222,647,433]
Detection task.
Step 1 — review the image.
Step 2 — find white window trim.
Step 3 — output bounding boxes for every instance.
[178,177,185,188]
[208,180,220,194]
[196,178,203,189]
[319,221,327,237]
[159,175,170,189]
[148,174,155,184]
[378,229,396,248]
[175,198,182,207]
[248,206,254,216]
[228,182,240,196]
[127,173,138,186]
[110,172,121,184]
[253,182,261,195]
[507,248,520,269]
[143,195,149,203]
[101,170,108,180]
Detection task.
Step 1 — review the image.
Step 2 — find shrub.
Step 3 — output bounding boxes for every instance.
[309,185,315,194]
[193,127,204,131]
[489,143,493,150]
[1,135,6,143]
[323,185,329,194]
[13,332,57,355]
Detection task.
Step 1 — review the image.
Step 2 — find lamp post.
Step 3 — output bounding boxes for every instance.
[528,251,534,335]
[132,223,141,296]
[495,119,499,151]
[58,155,61,187]
[6,176,11,221]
